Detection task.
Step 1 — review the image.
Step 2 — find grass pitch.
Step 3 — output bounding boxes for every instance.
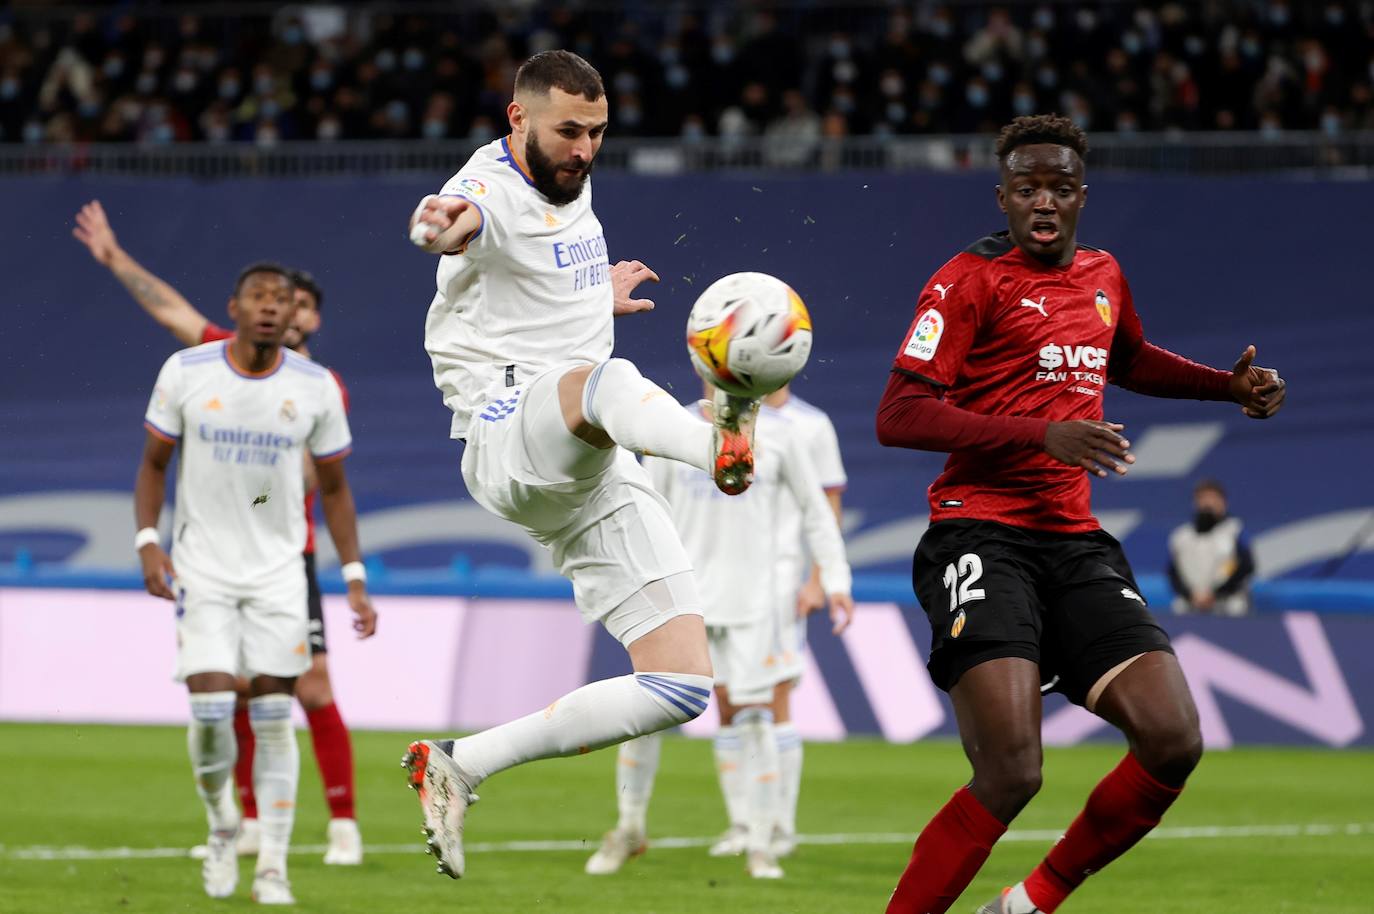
[1,722,1370,913]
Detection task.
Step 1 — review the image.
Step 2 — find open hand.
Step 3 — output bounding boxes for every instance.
[1044,420,1135,478]
[611,260,659,316]
[73,200,121,266]
[1229,345,1286,419]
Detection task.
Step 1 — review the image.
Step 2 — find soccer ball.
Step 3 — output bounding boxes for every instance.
[685,272,813,398]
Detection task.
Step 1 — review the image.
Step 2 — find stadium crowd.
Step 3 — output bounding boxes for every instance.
[3,2,1372,146]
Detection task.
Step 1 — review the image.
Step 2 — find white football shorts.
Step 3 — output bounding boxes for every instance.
[461,363,697,641]
[172,560,310,681]
[708,613,793,706]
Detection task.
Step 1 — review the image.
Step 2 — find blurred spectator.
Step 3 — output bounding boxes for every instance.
[3,1,1374,145]
[1167,479,1255,617]
[764,88,821,167]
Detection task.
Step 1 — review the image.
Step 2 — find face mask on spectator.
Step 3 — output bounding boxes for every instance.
[966,84,989,108]
[1037,66,1058,89]
[929,63,951,86]
[619,104,643,128]
[79,98,101,117]
[613,71,639,95]
[1322,111,1342,135]
[1185,35,1205,57]
[1267,3,1290,27]
[1241,37,1261,59]
[1027,34,1047,59]
[404,48,425,71]
[711,42,734,66]
[1033,8,1054,31]
[22,120,43,143]
[219,77,240,99]
[422,118,447,139]
[104,56,125,79]
[828,38,851,59]
[1325,5,1345,26]
[311,69,333,91]
[257,125,280,147]
[144,48,165,70]
[1260,116,1282,139]
[681,119,704,140]
[659,45,679,66]
[204,118,229,143]
[0,78,18,101]
[376,49,397,72]
[1193,509,1222,533]
[255,72,275,95]
[283,25,304,46]
[1013,91,1035,116]
[317,117,341,141]
[929,18,951,39]
[136,72,157,95]
[832,92,855,114]
[173,69,196,93]
[666,64,689,90]
[981,61,1003,83]
[149,122,174,144]
[261,98,281,118]
[885,102,905,123]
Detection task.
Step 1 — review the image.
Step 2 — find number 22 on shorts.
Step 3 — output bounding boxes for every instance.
[942,553,985,638]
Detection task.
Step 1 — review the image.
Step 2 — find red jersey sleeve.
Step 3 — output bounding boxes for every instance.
[200,321,232,343]
[1109,277,1231,400]
[329,368,351,413]
[891,254,985,388]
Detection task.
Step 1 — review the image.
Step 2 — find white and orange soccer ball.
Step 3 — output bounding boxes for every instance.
[685,272,813,398]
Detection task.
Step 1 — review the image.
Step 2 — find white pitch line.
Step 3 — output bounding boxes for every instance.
[3,823,1370,862]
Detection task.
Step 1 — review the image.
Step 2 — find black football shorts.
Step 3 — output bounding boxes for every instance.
[912,519,1172,707]
[304,551,327,656]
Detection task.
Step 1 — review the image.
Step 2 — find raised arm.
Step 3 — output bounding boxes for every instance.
[73,200,210,347]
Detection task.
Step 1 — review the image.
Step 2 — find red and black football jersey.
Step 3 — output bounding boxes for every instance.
[891,231,1143,533]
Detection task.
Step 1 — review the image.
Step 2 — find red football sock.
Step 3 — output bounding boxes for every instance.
[885,787,1007,914]
[233,706,257,820]
[1025,753,1183,912]
[306,702,356,820]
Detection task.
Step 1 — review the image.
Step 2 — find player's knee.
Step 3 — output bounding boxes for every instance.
[975,750,1043,812]
[1137,721,1203,786]
[189,691,237,725]
[635,671,713,725]
[247,693,294,742]
[294,666,334,710]
[733,705,774,732]
[580,358,642,425]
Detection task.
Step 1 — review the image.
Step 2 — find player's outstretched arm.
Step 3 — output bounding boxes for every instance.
[408,194,482,255]
[315,458,378,639]
[134,433,177,600]
[72,200,209,347]
[611,260,659,316]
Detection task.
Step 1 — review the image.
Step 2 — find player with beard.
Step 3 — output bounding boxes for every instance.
[401,50,761,881]
[73,202,371,865]
[874,115,1287,913]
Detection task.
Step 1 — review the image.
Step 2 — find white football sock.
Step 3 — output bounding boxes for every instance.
[775,721,803,836]
[188,691,239,835]
[736,707,781,853]
[614,733,662,835]
[248,694,299,878]
[582,358,712,470]
[713,724,746,826]
[452,672,711,785]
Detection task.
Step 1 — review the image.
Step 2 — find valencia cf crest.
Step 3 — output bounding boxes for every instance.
[950,608,967,639]
[1095,289,1112,326]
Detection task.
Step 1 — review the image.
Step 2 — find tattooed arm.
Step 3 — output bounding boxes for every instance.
[73,200,210,346]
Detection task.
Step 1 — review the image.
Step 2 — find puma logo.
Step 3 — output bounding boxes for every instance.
[933,282,955,300]
[1020,296,1049,318]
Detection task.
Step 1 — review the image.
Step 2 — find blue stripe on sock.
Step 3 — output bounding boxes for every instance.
[637,673,711,701]
[637,679,698,719]
[584,361,609,427]
[634,676,708,714]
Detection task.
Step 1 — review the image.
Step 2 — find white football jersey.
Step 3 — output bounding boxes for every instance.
[144,340,352,590]
[424,136,615,437]
[644,406,851,627]
[770,394,847,581]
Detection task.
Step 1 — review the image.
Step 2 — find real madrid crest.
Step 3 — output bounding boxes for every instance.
[1094,289,1112,326]
[279,399,297,422]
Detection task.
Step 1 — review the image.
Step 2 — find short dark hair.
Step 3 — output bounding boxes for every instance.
[233,261,295,296]
[1194,478,1227,499]
[290,268,324,310]
[996,114,1089,163]
[514,50,604,102]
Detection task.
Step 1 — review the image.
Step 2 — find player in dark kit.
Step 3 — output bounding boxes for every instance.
[874,115,1286,914]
